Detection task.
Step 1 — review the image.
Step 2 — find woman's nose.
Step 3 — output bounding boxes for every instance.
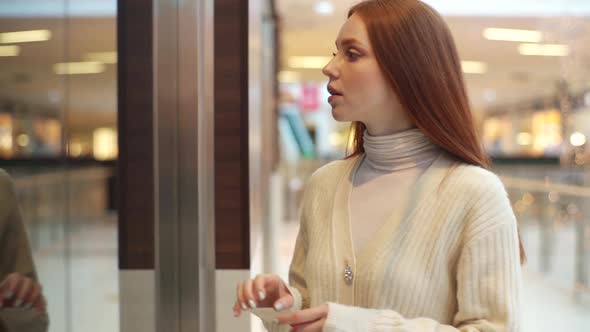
[322,57,337,78]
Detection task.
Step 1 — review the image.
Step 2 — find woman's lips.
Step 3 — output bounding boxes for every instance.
[327,85,342,104]
[327,85,342,95]
[328,95,341,103]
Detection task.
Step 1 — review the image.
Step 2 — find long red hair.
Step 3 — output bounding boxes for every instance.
[346,0,526,264]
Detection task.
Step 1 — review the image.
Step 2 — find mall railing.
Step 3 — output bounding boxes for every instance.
[9,166,115,251]
[495,163,590,304]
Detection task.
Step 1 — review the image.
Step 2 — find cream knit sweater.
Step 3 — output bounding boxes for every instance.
[259,151,522,332]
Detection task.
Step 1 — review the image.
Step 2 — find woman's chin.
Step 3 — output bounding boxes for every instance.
[331,106,349,122]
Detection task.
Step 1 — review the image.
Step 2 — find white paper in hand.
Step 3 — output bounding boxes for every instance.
[250,307,292,322]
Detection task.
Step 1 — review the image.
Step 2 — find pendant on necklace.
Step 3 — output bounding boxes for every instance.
[343,262,354,285]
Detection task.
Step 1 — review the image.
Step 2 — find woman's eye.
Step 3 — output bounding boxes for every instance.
[332,50,360,60]
[346,51,360,61]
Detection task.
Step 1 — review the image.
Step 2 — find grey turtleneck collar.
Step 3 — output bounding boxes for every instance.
[362,127,441,172]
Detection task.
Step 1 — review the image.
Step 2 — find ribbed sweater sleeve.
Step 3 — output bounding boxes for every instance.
[323,173,522,332]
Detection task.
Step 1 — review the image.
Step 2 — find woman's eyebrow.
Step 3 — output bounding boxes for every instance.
[335,38,364,48]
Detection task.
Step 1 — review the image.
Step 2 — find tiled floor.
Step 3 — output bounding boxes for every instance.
[31,216,119,332]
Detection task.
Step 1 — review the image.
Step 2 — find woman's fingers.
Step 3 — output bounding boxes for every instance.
[254,274,293,311]
[0,274,44,310]
[236,282,248,311]
[24,283,41,309]
[14,277,32,308]
[273,293,294,312]
[0,274,25,307]
[253,274,268,302]
[0,273,19,299]
[233,282,242,316]
[241,279,257,309]
[33,295,46,313]
[234,274,288,317]
[233,300,241,317]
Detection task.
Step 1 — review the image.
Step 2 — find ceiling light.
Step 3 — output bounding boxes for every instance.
[0,29,51,44]
[518,43,570,57]
[314,1,334,15]
[84,51,117,64]
[0,45,19,56]
[570,132,586,146]
[53,61,106,75]
[288,56,331,69]
[461,61,487,74]
[483,28,542,43]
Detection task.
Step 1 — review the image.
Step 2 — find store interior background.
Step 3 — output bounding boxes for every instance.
[0,0,589,331]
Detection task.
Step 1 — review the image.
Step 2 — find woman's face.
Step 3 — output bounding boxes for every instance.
[322,14,412,135]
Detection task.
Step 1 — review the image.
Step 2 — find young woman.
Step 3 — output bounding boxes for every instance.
[234,1,525,331]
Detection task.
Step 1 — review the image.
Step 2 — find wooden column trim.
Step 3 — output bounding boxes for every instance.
[117,0,155,270]
[214,0,251,269]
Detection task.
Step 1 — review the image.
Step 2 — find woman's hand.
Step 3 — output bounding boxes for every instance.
[0,273,46,313]
[233,274,294,317]
[275,303,328,332]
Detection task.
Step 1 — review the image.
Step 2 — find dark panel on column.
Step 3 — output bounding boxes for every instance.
[117,0,155,269]
[215,0,250,269]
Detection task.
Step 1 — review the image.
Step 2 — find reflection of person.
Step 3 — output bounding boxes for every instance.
[234,1,525,332]
[0,170,48,332]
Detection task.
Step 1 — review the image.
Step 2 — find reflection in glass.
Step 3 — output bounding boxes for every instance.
[0,1,118,332]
